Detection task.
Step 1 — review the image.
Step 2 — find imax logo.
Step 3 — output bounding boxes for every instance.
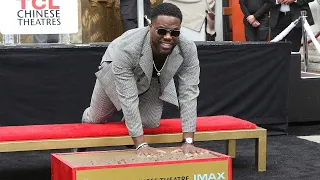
[194,172,225,180]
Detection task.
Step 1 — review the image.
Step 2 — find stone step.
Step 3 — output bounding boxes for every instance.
[300,44,320,73]
[309,55,320,63]
[308,50,319,56]
[301,61,320,73]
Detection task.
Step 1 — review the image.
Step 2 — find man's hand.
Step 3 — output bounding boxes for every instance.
[173,143,209,155]
[133,135,165,157]
[252,20,260,27]
[247,15,256,24]
[281,0,295,4]
[136,145,166,157]
[277,0,285,4]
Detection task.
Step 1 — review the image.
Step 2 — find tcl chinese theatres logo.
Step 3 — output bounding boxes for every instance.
[17,0,61,26]
[20,0,60,10]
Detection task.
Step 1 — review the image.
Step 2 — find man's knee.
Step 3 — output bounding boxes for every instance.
[81,108,97,124]
[142,119,160,128]
[140,109,162,128]
[81,107,113,124]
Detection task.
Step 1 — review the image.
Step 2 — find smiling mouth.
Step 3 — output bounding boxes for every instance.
[160,42,172,49]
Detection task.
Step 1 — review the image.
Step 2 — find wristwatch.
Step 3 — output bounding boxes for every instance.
[182,137,194,144]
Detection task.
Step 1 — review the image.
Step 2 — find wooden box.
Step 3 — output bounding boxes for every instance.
[51,147,232,180]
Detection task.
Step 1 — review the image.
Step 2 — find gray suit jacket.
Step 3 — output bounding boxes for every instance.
[95,27,200,134]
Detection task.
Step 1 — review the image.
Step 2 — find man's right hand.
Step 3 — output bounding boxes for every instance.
[136,146,166,157]
[132,135,166,157]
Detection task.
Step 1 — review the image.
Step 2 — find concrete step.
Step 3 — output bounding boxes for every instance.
[300,43,320,73]
[309,55,320,63]
[301,62,320,73]
[301,55,320,73]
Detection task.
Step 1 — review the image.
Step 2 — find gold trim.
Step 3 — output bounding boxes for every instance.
[226,139,236,158]
[0,127,267,171]
[256,129,267,172]
[0,128,266,151]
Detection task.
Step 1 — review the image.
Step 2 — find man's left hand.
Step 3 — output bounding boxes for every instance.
[173,143,208,155]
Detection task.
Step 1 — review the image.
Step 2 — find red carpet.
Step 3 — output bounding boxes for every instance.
[0,116,256,141]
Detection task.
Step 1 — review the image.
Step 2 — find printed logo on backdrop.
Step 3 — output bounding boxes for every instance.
[18,0,61,26]
[0,0,78,34]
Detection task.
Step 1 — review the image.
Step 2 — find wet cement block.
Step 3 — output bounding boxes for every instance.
[51,147,232,180]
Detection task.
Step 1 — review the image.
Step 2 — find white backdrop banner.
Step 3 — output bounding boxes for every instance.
[0,0,78,34]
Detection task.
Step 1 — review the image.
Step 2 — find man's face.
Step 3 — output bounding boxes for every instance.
[149,15,181,56]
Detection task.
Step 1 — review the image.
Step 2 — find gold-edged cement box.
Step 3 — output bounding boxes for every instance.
[51,147,232,180]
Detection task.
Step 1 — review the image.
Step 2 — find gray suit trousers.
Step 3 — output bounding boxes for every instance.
[82,77,164,130]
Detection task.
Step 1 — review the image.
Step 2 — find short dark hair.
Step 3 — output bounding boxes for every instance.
[150,3,183,23]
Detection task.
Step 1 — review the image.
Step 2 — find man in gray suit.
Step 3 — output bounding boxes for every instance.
[82,3,204,156]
